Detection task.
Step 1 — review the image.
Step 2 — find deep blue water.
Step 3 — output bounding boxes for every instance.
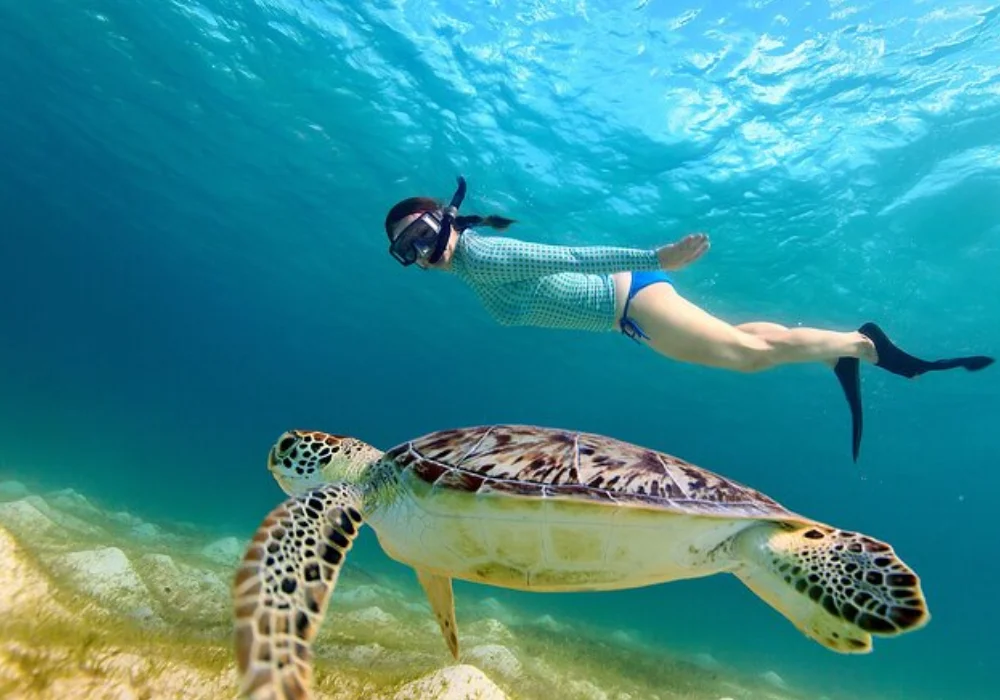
[1,0,998,698]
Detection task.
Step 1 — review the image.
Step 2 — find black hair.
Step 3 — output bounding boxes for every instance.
[454,214,516,232]
[384,197,516,239]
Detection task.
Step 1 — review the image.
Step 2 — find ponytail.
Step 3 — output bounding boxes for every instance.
[386,197,516,239]
[455,214,517,232]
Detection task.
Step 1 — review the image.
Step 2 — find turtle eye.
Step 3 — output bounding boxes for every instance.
[276,432,299,456]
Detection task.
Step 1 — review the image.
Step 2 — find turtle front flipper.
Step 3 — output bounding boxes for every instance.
[415,569,459,659]
[233,482,365,700]
[733,522,929,653]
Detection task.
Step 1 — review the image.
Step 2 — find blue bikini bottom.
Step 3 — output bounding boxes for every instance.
[619,270,673,343]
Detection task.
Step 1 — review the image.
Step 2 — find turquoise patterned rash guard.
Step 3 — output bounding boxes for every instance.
[448,231,662,332]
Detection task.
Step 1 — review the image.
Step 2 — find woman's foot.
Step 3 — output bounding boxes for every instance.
[859,322,995,378]
[823,332,874,369]
[854,332,878,363]
[833,322,994,462]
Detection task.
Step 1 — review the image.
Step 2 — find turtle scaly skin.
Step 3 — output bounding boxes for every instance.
[233,425,930,700]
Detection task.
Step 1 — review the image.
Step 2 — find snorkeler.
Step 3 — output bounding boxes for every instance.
[384,177,994,462]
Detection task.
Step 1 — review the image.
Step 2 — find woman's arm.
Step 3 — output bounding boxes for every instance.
[458,234,661,283]
[458,232,709,283]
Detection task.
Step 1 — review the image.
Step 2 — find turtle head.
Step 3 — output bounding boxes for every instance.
[267,430,383,497]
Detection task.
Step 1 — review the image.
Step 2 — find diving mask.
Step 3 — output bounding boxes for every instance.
[388,176,467,267]
[389,208,445,266]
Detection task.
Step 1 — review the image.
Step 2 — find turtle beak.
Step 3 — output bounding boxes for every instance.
[266,445,280,473]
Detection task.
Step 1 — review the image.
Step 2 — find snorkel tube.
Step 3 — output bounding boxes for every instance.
[426,175,467,265]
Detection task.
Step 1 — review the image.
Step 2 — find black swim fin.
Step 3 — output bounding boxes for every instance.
[834,357,863,462]
[859,322,995,379]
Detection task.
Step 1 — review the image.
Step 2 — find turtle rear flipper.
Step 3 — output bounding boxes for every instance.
[416,569,460,659]
[732,522,929,653]
[233,482,365,700]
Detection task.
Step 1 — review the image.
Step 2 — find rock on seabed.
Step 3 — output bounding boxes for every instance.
[392,665,509,700]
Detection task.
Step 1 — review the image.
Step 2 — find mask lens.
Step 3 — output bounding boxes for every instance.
[389,212,442,266]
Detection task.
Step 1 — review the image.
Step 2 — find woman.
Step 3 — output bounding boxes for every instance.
[384,179,993,461]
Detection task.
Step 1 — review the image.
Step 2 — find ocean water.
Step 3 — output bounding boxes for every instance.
[0,0,998,698]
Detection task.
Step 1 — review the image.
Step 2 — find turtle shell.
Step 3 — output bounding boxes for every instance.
[385,424,798,520]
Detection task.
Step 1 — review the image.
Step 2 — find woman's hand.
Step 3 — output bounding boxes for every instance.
[656,233,710,271]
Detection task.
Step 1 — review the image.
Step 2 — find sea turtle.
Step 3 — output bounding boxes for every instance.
[232,424,929,700]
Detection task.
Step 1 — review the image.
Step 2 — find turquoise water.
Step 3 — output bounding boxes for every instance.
[1,0,997,698]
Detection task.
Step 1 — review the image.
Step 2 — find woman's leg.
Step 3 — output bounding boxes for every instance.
[736,322,871,369]
[625,285,874,372]
[622,279,993,462]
